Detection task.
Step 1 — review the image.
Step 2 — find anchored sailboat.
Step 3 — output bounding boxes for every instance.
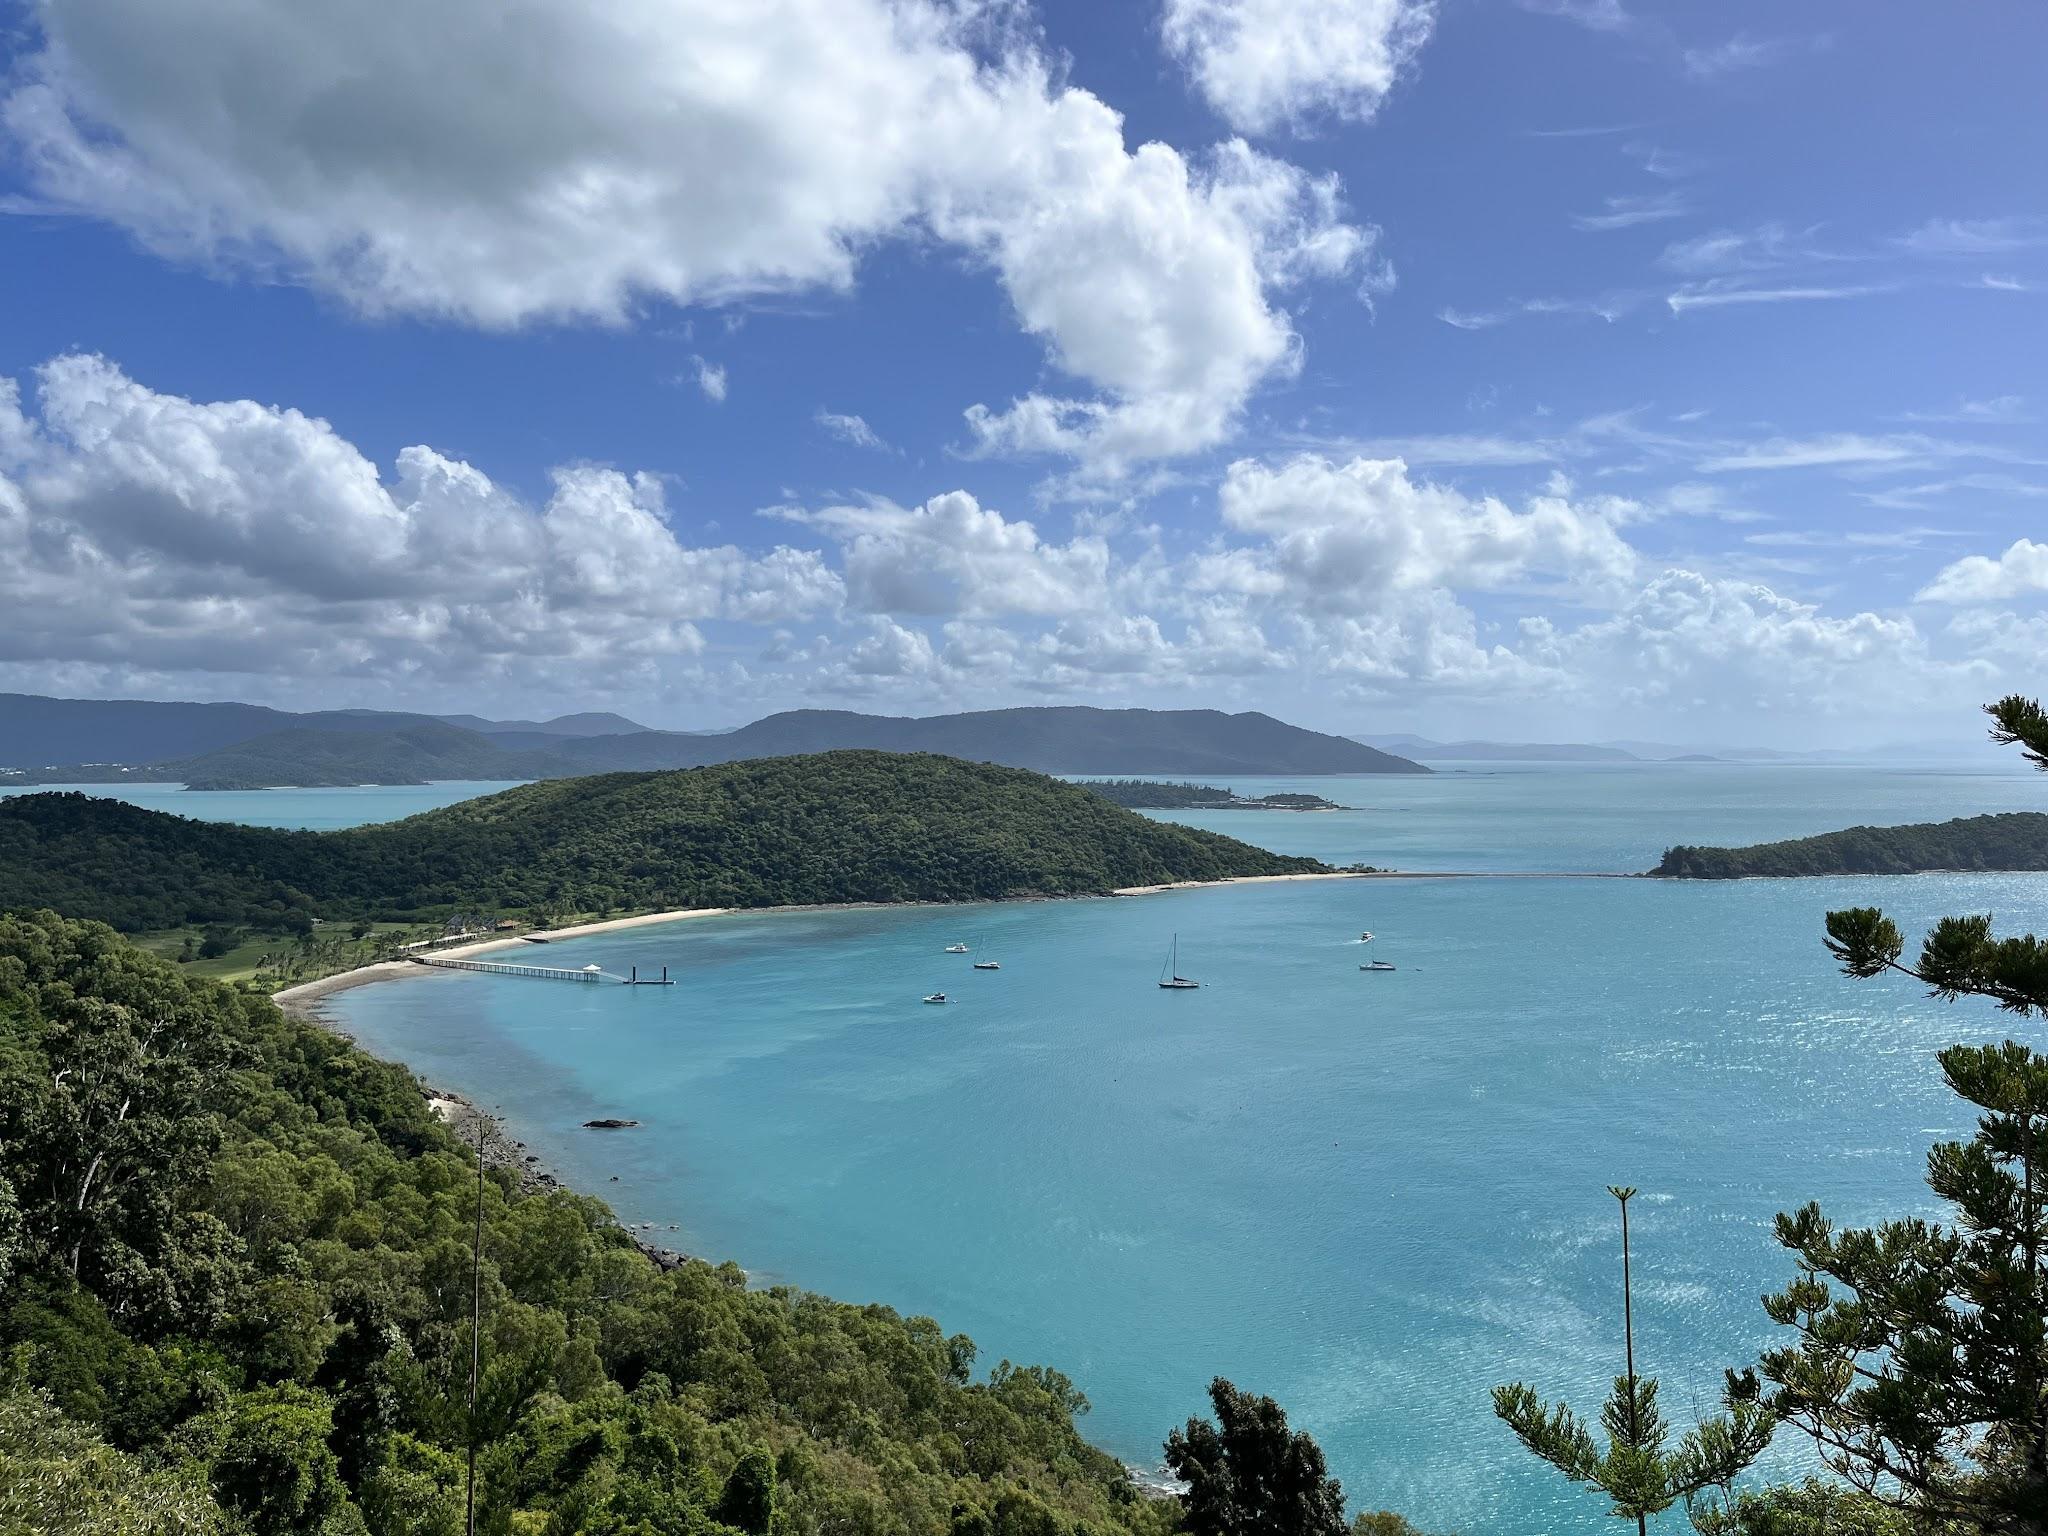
[1158,933,1200,989]
[1359,933,1396,972]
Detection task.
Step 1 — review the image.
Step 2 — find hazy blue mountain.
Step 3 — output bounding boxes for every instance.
[563,707,1427,776]
[5,698,1424,784]
[437,710,646,737]
[0,692,296,768]
[0,691,645,769]
[1357,734,1637,763]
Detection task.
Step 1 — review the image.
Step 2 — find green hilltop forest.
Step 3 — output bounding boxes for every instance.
[0,752,1327,934]
[1651,810,2048,878]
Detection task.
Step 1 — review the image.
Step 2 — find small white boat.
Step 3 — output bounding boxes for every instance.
[945,943,969,954]
[923,992,948,1004]
[972,960,1001,971]
[1158,933,1200,989]
[1358,931,1374,943]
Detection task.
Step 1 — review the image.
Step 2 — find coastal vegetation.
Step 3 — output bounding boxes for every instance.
[0,909,1430,1535]
[1649,811,2048,878]
[0,751,1327,936]
[1081,781,1340,811]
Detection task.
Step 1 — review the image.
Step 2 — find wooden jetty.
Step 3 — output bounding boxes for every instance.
[412,956,612,983]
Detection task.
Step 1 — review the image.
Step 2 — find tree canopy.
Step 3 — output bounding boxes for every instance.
[0,751,1325,933]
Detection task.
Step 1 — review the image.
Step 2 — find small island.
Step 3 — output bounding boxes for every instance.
[1083,779,1342,811]
[1650,811,2048,877]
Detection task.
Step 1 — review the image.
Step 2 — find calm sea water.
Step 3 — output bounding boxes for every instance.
[0,780,528,830]
[311,762,2044,1532]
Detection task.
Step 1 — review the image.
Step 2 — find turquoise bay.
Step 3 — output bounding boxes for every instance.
[313,763,2043,1532]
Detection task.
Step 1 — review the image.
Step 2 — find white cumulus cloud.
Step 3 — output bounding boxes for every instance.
[1918,539,2048,604]
[0,354,840,684]
[1161,0,1435,135]
[6,0,1371,470]
[781,490,1112,619]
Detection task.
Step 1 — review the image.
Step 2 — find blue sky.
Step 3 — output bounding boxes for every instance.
[1,0,2043,746]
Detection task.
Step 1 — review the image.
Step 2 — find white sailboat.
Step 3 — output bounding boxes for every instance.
[1158,933,1200,989]
[1359,933,1395,972]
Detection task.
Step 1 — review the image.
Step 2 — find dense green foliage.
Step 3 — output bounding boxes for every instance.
[1081,783,1339,811]
[0,909,1197,1535]
[1164,1379,1348,1536]
[0,752,1325,932]
[1689,1479,1920,1536]
[1650,812,2048,878]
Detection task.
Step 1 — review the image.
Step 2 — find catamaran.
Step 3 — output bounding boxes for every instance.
[1158,933,1200,989]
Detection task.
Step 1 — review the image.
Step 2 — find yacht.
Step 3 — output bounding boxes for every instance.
[923,992,948,1004]
[945,942,969,954]
[1158,933,1200,989]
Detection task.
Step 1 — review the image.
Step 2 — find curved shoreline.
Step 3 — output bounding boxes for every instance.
[274,868,1646,1013]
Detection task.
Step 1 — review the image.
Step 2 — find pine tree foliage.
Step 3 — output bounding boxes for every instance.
[1756,693,2048,1535]
[1164,1378,1351,1536]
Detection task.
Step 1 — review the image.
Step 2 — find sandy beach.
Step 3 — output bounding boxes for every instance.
[272,905,731,1013]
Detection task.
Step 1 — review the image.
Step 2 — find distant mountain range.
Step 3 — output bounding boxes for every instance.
[0,692,646,769]
[1357,734,1641,763]
[0,695,1426,787]
[1358,733,2011,764]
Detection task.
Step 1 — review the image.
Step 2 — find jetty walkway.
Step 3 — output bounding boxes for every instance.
[411,955,614,983]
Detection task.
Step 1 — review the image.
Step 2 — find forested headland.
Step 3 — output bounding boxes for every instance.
[1650,810,2048,877]
[0,751,1327,937]
[1080,781,1340,811]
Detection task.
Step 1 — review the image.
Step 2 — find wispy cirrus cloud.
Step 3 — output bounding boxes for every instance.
[1516,0,1631,32]
[1667,281,1895,314]
[1681,32,1822,80]
[1437,293,1640,329]
[1896,396,2031,426]
[1658,222,1836,275]
[1571,190,1689,231]
[1895,217,2048,257]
